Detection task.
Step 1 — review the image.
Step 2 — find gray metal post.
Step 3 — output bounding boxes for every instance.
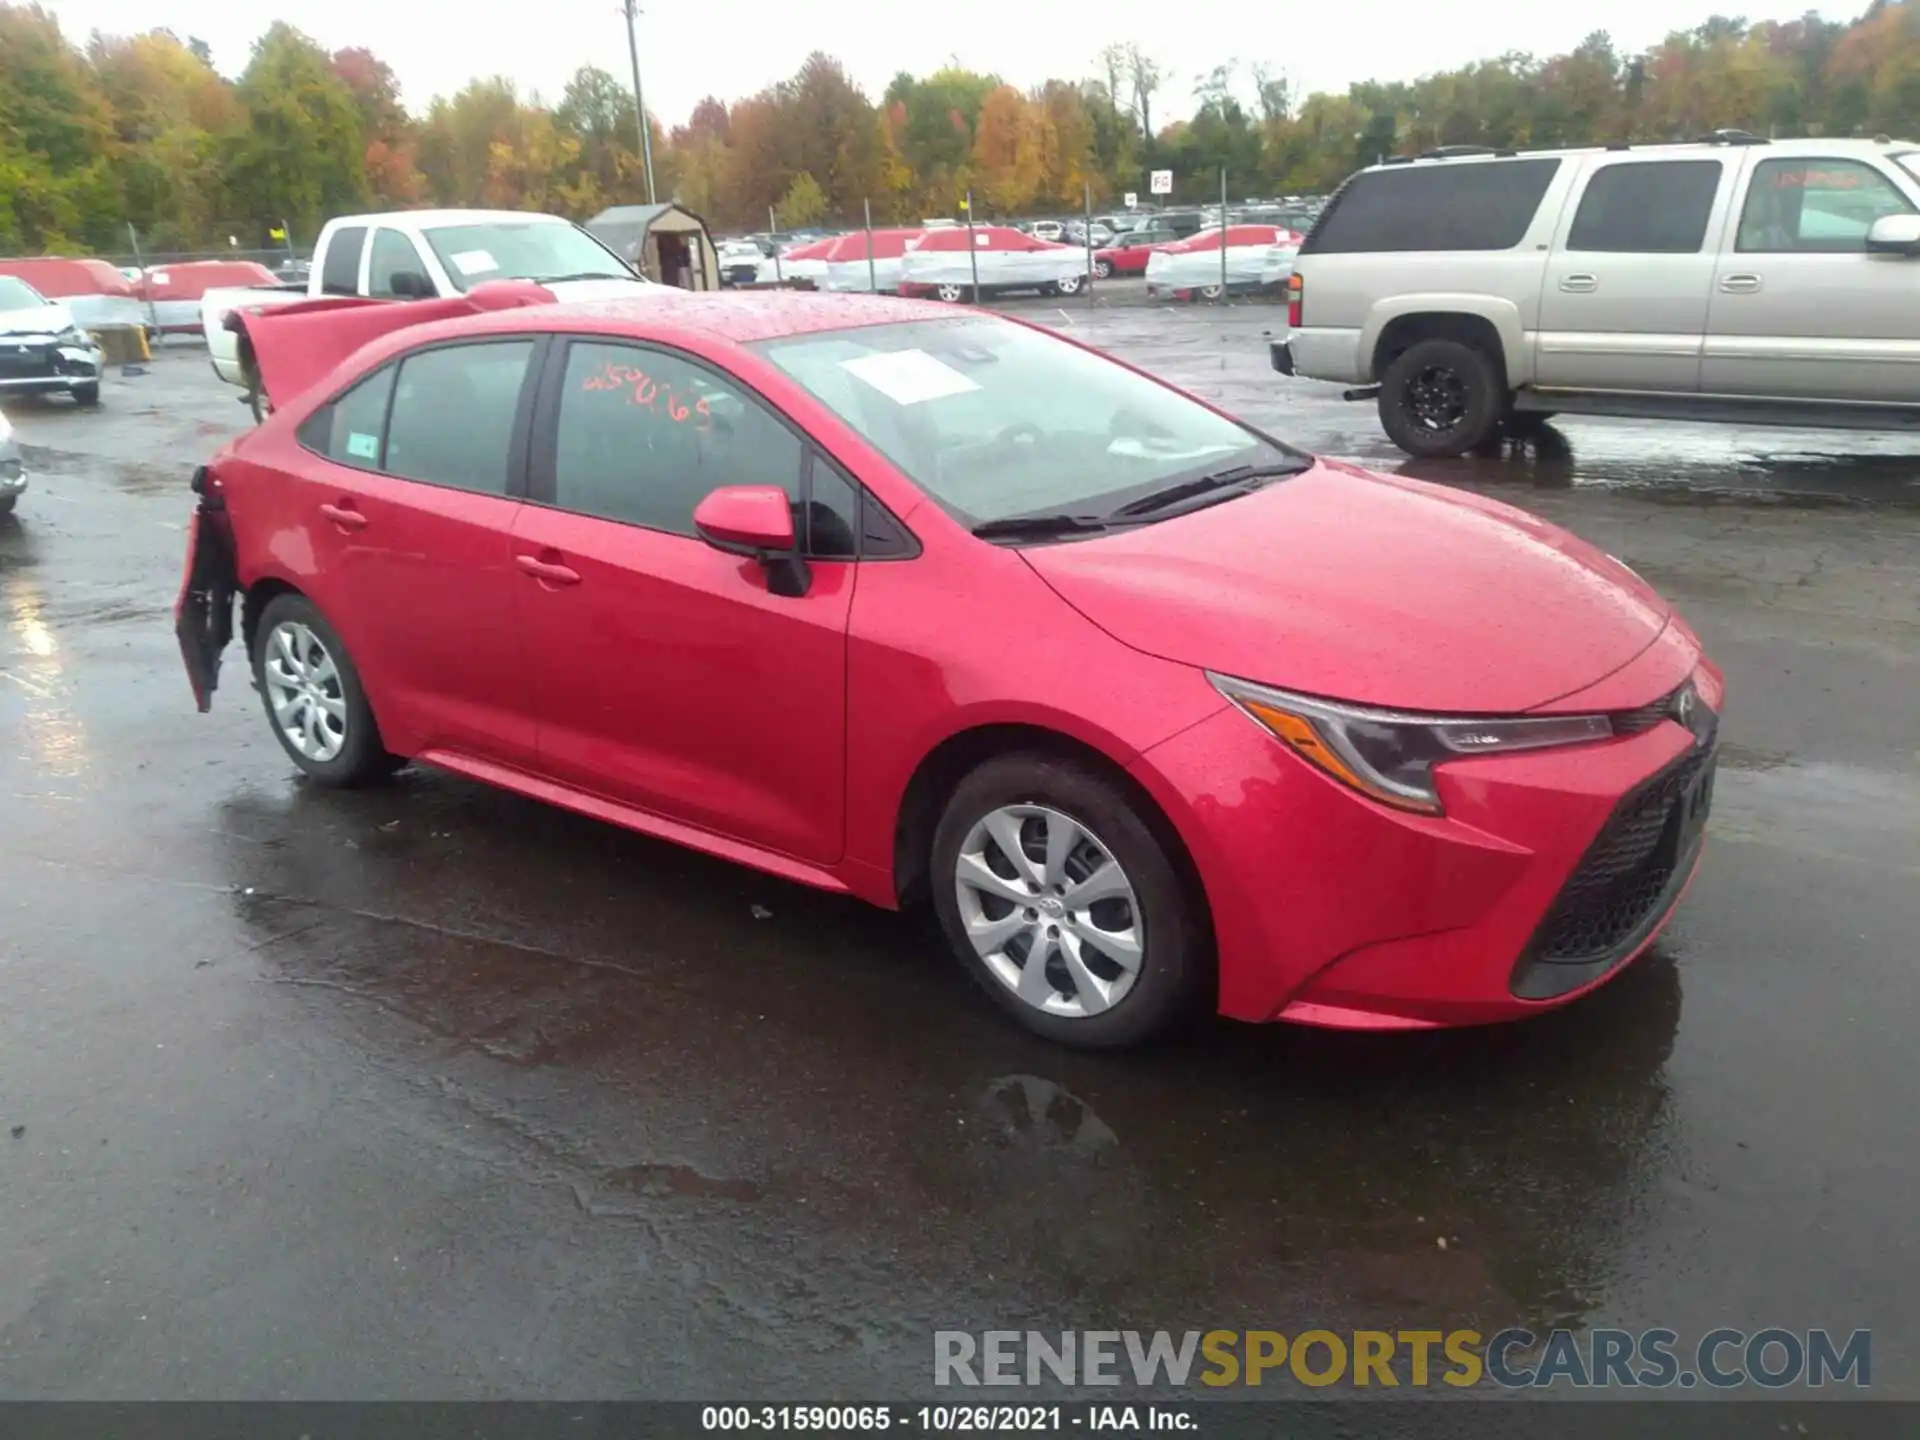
[864,197,877,293]
[1219,167,1229,302]
[621,0,657,204]
[1083,179,1094,305]
[770,207,783,284]
[280,218,295,268]
[965,191,980,302]
[126,223,161,334]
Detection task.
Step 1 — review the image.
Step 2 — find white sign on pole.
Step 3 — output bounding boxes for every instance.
[1123,192,1138,209]
[1150,170,1173,195]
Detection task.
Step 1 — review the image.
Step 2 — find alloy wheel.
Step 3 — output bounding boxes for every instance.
[262,619,348,762]
[936,283,967,303]
[1057,274,1083,295]
[1094,259,1113,279]
[1406,364,1471,434]
[953,804,1144,1019]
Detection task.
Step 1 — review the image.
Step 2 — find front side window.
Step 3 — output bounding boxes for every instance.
[383,341,535,495]
[297,364,396,470]
[552,341,803,536]
[754,315,1298,526]
[420,223,635,293]
[1737,159,1915,252]
[320,226,368,296]
[1567,160,1723,253]
[1304,158,1561,254]
[367,229,430,298]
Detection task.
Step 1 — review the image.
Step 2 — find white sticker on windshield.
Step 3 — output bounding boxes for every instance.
[449,249,499,277]
[839,350,981,406]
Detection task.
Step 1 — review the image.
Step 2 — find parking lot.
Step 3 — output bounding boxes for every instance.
[2,301,1917,1400]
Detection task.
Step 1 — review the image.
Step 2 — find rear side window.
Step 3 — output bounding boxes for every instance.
[297,364,395,469]
[320,226,368,296]
[1303,158,1561,253]
[383,341,535,495]
[1568,161,1723,253]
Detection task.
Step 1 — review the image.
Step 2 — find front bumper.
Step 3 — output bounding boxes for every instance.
[1,441,25,501]
[1132,661,1722,1029]
[0,335,103,393]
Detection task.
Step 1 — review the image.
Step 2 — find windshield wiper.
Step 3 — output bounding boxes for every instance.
[1109,461,1309,519]
[971,513,1113,541]
[529,271,636,285]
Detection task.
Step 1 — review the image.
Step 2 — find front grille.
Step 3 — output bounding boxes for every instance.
[0,343,57,380]
[1530,731,1716,970]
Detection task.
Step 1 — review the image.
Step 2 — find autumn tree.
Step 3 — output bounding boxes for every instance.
[971,85,1045,215]
[222,23,366,244]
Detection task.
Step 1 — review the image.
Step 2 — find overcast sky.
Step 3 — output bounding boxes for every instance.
[42,0,1863,127]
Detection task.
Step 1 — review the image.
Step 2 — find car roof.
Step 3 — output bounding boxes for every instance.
[1363,135,1920,173]
[407,288,966,350]
[334,208,573,230]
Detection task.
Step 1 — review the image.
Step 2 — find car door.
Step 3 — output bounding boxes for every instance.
[1533,156,1731,392]
[289,336,544,768]
[509,336,857,864]
[1702,153,1920,400]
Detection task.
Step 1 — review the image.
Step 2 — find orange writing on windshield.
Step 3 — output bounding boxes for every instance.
[581,360,714,430]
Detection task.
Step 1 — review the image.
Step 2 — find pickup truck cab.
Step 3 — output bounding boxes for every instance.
[1275,134,1920,456]
[203,209,652,408]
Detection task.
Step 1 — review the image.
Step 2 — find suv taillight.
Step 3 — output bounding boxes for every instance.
[1287,273,1303,328]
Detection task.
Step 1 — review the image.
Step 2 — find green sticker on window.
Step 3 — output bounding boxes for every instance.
[346,431,379,460]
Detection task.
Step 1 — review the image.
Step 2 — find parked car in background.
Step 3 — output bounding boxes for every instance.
[0,257,145,331]
[176,288,1722,1048]
[199,209,652,418]
[1094,226,1179,278]
[0,406,25,514]
[897,226,1088,300]
[717,240,765,287]
[1146,225,1303,302]
[1276,134,1920,456]
[1027,220,1066,242]
[140,260,281,335]
[0,273,105,408]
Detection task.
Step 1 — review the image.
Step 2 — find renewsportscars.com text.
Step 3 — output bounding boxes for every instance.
[933,1328,1871,1390]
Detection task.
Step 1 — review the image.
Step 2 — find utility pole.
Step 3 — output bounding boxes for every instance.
[620,0,657,204]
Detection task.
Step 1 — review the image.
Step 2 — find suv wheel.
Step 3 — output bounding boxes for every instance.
[1378,339,1502,458]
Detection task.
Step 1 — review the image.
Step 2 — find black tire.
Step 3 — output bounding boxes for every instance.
[1093,258,1113,279]
[72,383,101,408]
[0,495,16,517]
[1378,338,1503,458]
[930,753,1207,1048]
[251,593,403,787]
[1055,273,1083,296]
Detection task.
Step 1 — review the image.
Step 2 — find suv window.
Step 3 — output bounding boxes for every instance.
[320,225,368,296]
[1568,160,1723,253]
[384,341,535,495]
[296,364,396,469]
[552,341,803,537]
[1737,158,1915,252]
[1302,158,1561,253]
[367,228,429,298]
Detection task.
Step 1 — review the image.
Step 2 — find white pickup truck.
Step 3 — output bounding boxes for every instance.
[201,208,655,413]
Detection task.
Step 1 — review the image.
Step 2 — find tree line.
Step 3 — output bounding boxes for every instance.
[3,0,1918,256]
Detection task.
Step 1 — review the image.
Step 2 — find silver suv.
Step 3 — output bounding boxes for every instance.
[1273,134,1920,456]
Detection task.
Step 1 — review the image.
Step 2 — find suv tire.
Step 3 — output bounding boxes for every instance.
[1378,338,1502,458]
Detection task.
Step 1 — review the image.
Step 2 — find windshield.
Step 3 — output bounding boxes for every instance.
[753,315,1301,526]
[1896,153,1920,186]
[0,277,49,311]
[420,222,636,292]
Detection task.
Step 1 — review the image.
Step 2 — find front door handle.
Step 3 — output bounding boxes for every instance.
[319,502,367,532]
[515,554,581,586]
[1720,273,1763,293]
[1559,273,1598,293]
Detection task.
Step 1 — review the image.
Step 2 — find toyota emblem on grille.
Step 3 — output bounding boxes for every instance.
[1675,686,1695,726]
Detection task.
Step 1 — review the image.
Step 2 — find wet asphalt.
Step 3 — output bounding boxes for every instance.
[1,299,1916,1402]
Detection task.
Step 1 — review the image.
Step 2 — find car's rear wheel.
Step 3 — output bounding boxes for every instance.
[935,283,968,303]
[1198,283,1225,302]
[1055,273,1083,296]
[1093,257,1113,279]
[1378,338,1503,458]
[931,754,1205,1048]
[252,594,402,787]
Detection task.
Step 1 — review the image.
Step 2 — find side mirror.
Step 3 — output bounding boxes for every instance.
[1866,214,1920,255]
[389,270,434,298]
[693,485,811,597]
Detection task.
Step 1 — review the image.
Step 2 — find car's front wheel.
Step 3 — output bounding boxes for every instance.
[1055,273,1083,296]
[1093,257,1113,279]
[1378,338,1503,458]
[935,283,968,303]
[931,754,1205,1047]
[252,593,402,786]
[72,383,100,408]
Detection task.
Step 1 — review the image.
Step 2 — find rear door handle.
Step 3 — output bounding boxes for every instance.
[1720,273,1763,293]
[515,554,581,586]
[1559,273,1598,293]
[318,502,367,532]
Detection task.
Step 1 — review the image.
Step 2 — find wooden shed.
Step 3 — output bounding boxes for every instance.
[585,204,720,291]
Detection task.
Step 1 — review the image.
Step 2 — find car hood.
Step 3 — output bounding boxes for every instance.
[0,303,74,337]
[1021,460,1672,714]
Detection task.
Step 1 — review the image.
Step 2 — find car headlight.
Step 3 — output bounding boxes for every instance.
[56,326,90,348]
[1208,672,1614,815]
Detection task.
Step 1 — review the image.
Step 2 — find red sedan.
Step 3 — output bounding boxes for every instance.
[1093,225,1179,278]
[176,286,1721,1048]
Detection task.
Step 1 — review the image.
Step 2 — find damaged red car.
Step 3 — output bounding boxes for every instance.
[176,284,1721,1047]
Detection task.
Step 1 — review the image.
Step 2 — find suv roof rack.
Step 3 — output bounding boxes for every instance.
[1694,128,1769,145]
[1417,145,1499,159]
